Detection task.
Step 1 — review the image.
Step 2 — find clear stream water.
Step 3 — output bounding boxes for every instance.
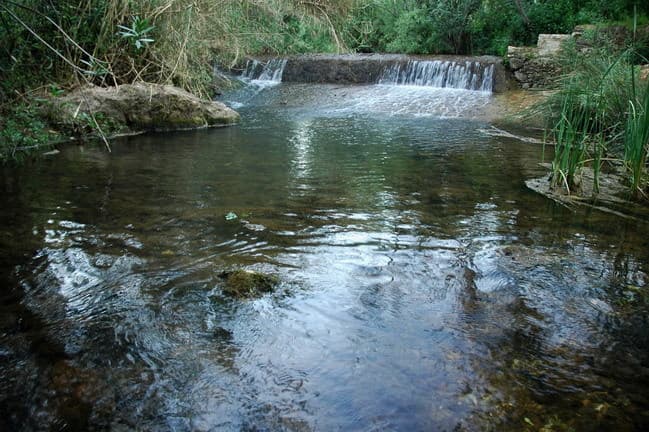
[1,80,649,431]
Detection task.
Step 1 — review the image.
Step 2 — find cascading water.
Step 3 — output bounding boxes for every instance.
[225,58,288,108]
[227,56,495,116]
[241,58,287,82]
[378,60,495,92]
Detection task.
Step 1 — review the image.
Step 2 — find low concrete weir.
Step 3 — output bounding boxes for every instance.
[378,60,494,91]
[237,54,511,92]
[241,58,287,82]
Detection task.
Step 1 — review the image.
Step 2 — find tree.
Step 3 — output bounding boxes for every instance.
[427,0,481,54]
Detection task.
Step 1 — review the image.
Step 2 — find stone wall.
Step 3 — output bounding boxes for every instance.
[507,25,649,89]
[507,34,569,89]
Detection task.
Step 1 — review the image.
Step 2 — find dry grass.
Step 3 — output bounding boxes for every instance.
[86,0,355,97]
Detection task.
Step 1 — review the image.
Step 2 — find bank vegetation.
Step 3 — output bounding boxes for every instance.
[1,0,648,179]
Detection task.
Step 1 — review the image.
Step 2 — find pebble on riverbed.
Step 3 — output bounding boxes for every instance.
[219,270,279,298]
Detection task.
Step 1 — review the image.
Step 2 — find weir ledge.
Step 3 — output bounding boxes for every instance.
[235,53,513,93]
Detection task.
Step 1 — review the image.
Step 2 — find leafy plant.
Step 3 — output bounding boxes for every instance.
[80,58,110,78]
[48,84,64,97]
[0,103,55,161]
[117,16,155,50]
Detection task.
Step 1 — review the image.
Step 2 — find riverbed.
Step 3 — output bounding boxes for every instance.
[1,80,648,431]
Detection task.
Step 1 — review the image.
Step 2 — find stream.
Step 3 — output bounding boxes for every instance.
[1,72,649,431]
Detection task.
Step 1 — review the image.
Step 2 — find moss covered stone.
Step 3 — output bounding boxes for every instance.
[47,83,239,135]
[219,270,279,299]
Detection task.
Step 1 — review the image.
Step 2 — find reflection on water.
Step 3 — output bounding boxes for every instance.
[289,119,315,195]
[1,83,648,431]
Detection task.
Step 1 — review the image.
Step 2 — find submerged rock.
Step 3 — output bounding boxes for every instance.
[219,270,279,298]
[526,166,649,221]
[47,83,239,135]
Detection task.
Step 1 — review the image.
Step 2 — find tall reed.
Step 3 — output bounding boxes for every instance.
[623,75,649,198]
[550,89,597,193]
[539,29,649,198]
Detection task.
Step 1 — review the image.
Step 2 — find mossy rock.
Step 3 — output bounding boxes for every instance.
[219,270,279,299]
[47,83,239,135]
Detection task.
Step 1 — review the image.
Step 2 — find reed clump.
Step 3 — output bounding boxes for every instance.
[536,30,649,199]
[624,76,649,198]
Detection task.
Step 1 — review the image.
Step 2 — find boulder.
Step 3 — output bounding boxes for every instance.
[219,270,279,299]
[48,82,239,134]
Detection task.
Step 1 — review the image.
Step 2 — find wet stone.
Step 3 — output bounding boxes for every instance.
[219,270,279,299]
[49,360,116,428]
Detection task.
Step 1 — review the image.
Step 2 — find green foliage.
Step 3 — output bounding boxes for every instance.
[429,0,481,54]
[345,0,649,55]
[48,84,64,97]
[345,0,482,54]
[0,0,107,102]
[470,3,528,55]
[278,14,338,53]
[543,37,636,138]
[0,0,352,101]
[0,102,55,161]
[527,0,576,35]
[117,16,155,51]
[344,1,425,53]
[579,0,649,22]
[384,6,435,54]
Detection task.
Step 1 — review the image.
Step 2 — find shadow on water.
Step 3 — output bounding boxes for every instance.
[0,82,648,430]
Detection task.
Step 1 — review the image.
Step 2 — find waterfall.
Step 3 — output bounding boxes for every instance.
[241,59,287,82]
[378,60,495,92]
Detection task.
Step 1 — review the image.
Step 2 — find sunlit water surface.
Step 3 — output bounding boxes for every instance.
[1,83,648,431]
